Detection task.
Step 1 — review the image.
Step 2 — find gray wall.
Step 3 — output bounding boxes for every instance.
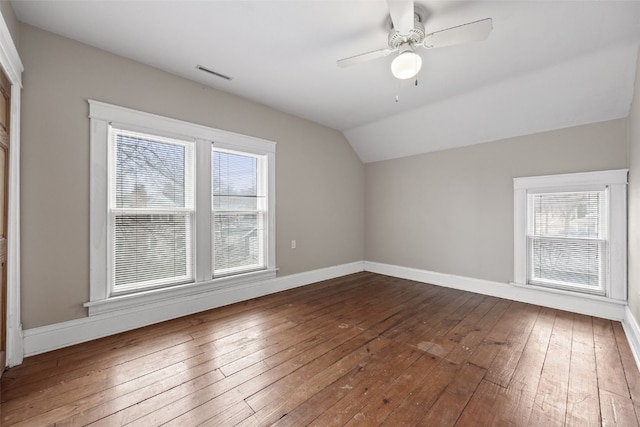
[628,48,640,323]
[365,119,629,284]
[19,24,364,328]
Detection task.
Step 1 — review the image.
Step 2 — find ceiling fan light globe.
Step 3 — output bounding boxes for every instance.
[391,51,422,79]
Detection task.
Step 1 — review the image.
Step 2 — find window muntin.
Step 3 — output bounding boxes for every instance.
[109,128,195,294]
[212,148,267,277]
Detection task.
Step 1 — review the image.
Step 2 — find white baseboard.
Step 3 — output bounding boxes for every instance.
[22,261,365,357]
[19,260,634,368]
[364,261,627,321]
[623,307,640,370]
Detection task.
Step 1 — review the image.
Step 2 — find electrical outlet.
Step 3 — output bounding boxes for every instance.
[291,240,296,249]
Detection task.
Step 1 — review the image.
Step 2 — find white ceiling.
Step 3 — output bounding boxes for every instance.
[11,0,640,163]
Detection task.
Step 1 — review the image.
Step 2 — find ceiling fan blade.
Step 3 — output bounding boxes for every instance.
[423,18,493,49]
[337,48,394,68]
[386,0,414,35]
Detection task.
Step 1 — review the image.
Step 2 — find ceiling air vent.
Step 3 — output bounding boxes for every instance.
[196,64,232,81]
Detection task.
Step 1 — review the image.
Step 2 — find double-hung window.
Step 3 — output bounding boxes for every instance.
[514,170,627,299]
[88,100,276,314]
[110,128,195,294]
[527,190,606,293]
[212,148,267,277]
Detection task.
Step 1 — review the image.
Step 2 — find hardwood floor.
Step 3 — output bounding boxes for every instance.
[2,272,640,426]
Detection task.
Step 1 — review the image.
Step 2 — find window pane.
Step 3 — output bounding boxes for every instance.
[527,190,606,292]
[213,212,264,274]
[114,214,192,289]
[529,237,602,289]
[212,148,266,276]
[531,191,603,239]
[212,150,262,210]
[114,130,193,209]
[110,128,195,293]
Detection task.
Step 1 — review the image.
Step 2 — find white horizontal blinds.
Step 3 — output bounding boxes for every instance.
[212,147,266,277]
[527,190,606,291]
[110,128,195,293]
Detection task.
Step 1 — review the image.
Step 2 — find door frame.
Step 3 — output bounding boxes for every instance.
[0,12,23,367]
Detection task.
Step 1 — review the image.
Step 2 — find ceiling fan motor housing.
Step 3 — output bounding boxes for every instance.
[388,13,426,49]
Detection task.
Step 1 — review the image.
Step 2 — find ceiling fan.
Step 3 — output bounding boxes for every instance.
[337,0,493,80]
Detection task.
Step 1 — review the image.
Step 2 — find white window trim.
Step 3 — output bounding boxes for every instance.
[513,169,628,301]
[87,100,276,315]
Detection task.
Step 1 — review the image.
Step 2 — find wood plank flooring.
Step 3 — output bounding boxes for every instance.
[2,272,640,426]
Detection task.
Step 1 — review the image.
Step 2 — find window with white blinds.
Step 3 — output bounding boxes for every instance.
[527,190,606,293]
[513,169,628,300]
[110,128,195,294]
[89,100,276,311]
[212,148,266,277]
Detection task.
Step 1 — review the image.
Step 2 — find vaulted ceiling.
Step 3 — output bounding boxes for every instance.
[11,0,640,162]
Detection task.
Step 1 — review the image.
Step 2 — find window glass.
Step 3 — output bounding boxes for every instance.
[527,190,606,292]
[110,129,194,293]
[212,149,266,276]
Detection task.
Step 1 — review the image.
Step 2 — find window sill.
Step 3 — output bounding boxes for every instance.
[526,279,605,297]
[510,281,626,303]
[84,268,278,316]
